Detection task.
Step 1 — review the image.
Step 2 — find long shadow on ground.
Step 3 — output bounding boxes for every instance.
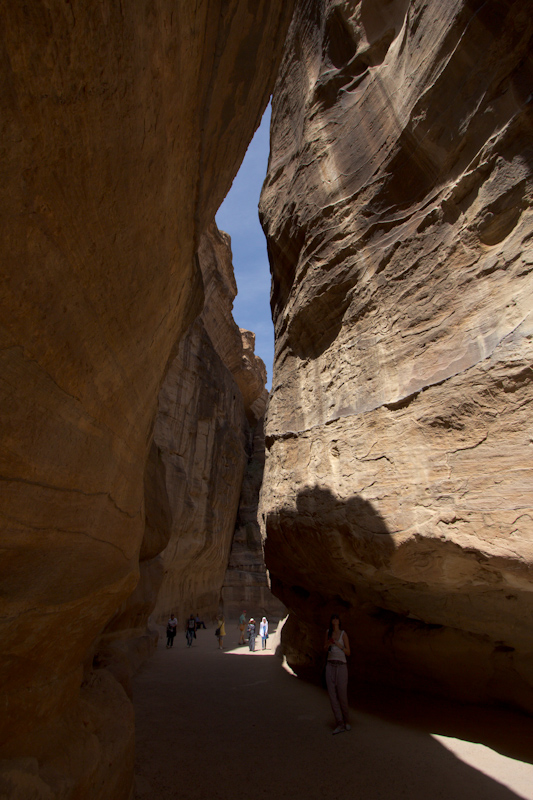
[132,624,533,800]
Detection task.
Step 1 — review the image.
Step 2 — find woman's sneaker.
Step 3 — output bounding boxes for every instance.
[332,725,345,735]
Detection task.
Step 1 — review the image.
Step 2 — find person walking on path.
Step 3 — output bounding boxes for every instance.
[247,618,256,652]
[259,616,269,650]
[324,614,351,734]
[166,614,178,648]
[238,610,247,645]
[216,615,226,649]
[185,614,196,647]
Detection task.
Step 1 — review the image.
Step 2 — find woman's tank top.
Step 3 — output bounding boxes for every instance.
[327,630,346,663]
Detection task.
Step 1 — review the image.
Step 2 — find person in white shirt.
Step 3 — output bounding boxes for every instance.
[166,614,178,648]
[324,614,351,734]
[259,617,269,650]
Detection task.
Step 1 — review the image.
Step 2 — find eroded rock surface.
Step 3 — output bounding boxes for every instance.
[150,223,270,625]
[260,0,533,710]
[222,416,287,622]
[0,2,294,796]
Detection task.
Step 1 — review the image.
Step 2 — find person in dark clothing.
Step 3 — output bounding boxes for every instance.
[247,618,256,652]
[185,614,196,647]
[166,614,177,648]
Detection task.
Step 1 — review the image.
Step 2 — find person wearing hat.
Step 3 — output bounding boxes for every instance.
[259,616,269,650]
[247,618,256,651]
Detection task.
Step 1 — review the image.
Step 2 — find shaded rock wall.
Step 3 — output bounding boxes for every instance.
[150,223,269,626]
[260,0,533,710]
[0,1,295,796]
[222,416,287,622]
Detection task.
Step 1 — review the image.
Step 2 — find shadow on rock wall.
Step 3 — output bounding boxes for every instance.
[265,485,396,610]
[265,485,533,714]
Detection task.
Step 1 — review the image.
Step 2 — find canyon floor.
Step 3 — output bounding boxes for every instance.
[132,622,533,800]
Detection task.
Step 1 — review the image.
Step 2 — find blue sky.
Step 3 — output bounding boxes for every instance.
[216,105,273,388]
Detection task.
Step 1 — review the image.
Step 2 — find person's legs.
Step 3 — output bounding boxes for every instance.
[337,664,350,725]
[325,664,344,729]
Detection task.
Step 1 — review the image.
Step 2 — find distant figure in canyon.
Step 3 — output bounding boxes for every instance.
[247,618,256,651]
[324,614,351,735]
[166,614,177,648]
[216,615,226,649]
[238,610,247,645]
[185,615,196,647]
[260,616,269,650]
[195,613,206,629]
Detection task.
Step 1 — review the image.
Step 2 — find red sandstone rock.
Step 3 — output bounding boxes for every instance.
[0,2,295,795]
[260,0,533,711]
[222,416,287,621]
[150,223,271,625]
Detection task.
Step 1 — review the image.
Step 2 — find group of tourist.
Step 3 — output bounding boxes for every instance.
[165,613,206,648]
[166,608,351,734]
[237,610,269,651]
[165,610,270,652]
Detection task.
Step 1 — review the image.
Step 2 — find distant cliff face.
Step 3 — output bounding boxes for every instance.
[222,415,287,622]
[149,222,269,626]
[260,0,533,710]
[0,2,294,796]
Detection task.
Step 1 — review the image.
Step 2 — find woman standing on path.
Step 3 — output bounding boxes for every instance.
[217,615,226,649]
[324,614,351,734]
[259,616,268,650]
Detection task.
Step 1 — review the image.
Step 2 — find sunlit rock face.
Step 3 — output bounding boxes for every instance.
[150,222,269,625]
[260,0,533,710]
[0,1,294,796]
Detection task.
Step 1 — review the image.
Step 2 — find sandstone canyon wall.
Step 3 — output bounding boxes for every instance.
[222,415,287,622]
[0,3,295,797]
[260,0,533,711]
[149,222,269,626]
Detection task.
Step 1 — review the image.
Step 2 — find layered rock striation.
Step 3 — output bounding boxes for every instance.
[150,222,269,626]
[0,2,295,796]
[260,0,533,710]
[222,415,287,622]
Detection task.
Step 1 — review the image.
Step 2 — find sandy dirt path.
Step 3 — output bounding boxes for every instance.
[132,622,533,800]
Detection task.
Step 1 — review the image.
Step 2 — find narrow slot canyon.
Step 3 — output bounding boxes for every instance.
[1,1,533,798]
